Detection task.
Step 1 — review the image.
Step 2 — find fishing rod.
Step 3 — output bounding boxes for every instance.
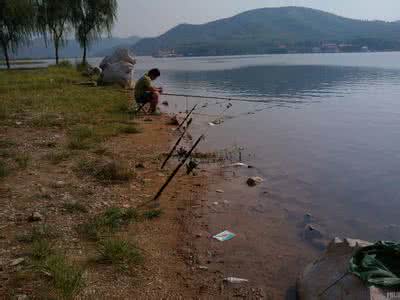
[163,92,305,105]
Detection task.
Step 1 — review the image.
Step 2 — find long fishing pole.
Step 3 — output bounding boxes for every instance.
[163,92,305,104]
[161,118,193,169]
[176,103,198,130]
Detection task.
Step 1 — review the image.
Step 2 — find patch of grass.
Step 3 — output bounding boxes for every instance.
[97,238,142,268]
[68,126,99,150]
[143,209,162,220]
[117,124,141,134]
[77,158,133,182]
[0,160,9,178]
[0,139,15,148]
[0,104,8,120]
[42,254,85,299]
[15,153,30,169]
[63,202,87,214]
[77,207,137,241]
[31,113,63,128]
[57,61,73,68]
[45,150,72,165]
[16,224,59,244]
[32,238,53,260]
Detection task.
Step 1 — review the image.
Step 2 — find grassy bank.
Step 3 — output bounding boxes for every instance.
[0,66,175,299]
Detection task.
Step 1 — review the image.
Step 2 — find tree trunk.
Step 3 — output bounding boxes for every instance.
[82,39,87,65]
[54,38,59,65]
[1,41,10,70]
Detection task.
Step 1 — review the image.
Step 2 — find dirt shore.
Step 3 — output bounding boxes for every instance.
[0,110,211,298]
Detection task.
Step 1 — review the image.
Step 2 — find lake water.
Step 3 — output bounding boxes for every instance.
[135,53,400,243]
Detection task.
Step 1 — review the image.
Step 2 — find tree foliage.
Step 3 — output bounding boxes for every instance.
[35,0,73,64]
[0,0,36,69]
[70,0,117,64]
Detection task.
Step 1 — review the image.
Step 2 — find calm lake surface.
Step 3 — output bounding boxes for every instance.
[136,53,400,243]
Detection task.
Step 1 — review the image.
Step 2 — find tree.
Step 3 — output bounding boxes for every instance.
[0,0,35,69]
[71,0,117,65]
[36,0,73,64]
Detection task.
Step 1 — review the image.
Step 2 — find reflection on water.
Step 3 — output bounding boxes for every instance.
[163,65,400,101]
[151,53,400,245]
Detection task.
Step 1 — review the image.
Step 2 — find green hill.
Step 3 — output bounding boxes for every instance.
[132,7,400,56]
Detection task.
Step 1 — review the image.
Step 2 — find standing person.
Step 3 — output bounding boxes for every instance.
[134,68,163,114]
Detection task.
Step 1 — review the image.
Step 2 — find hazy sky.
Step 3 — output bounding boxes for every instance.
[114,0,400,38]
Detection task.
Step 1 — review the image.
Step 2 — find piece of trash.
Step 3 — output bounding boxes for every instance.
[246,176,264,187]
[230,162,248,168]
[213,230,236,242]
[208,122,216,126]
[162,101,169,106]
[216,189,224,194]
[224,277,249,284]
[198,266,209,271]
[212,202,219,206]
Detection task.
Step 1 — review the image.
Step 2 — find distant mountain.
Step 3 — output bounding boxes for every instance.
[132,7,400,56]
[11,36,141,60]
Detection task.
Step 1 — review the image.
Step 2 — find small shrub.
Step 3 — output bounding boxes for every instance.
[0,139,15,148]
[63,202,87,214]
[97,238,142,267]
[99,207,137,229]
[0,160,9,178]
[0,105,8,120]
[143,209,162,220]
[31,113,62,128]
[58,61,73,68]
[16,225,59,244]
[77,159,133,182]
[45,150,71,165]
[0,149,12,158]
[118,125,141,134]
[15,153,30,169]
[68,126,98,150]
[77,208,137,241]
[32,239,53,260]
[43,255,85,299]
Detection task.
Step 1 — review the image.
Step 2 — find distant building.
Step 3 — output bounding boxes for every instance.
[321,43,339,53]
[361,46,370,52]
[153,49,182,58]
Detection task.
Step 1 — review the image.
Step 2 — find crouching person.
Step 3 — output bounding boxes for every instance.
[134,68,163,114]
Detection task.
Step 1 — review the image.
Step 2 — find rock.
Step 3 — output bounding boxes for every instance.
[198,266,209,271]
[10,258,25,266]
[168,115,180,126]
[100,48,136,70]
[298,238,379,300]
[246,176,264,187]
[99,49,136,89]
[162,101,169,106]
[135,163,145,169]
[28,212,43,222]
[54,181,66,188]
[303,213,313,224]
[303,224,324,241]
[101,61,135,88]
[216,189,224,194]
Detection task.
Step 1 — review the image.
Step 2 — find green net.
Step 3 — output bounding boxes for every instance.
[349,241,400,288]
